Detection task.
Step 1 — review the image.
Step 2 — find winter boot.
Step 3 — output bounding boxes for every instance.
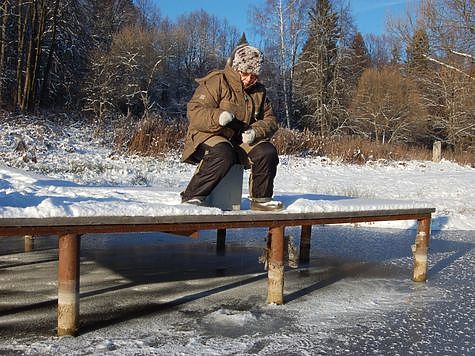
[181,192,206,207]
[250,198,284,212]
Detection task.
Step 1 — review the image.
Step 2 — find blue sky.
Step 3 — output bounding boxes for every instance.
[153,0,413,37]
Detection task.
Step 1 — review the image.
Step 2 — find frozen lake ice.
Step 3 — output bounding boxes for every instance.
[0,226,473,355]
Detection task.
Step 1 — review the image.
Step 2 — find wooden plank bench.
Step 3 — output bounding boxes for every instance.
[0,207,434,336]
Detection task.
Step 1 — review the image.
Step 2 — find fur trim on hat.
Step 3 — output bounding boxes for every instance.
[232,45,263,76]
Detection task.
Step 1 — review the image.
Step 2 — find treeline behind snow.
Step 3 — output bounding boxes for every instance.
[0,0,473,152]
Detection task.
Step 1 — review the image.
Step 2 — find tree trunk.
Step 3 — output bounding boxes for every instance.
[20,0,37,112]
[278,0,291,128]
[31,0,47,109]
[15,0,28,109]
[0,1,10,105]
[40,0,60,107]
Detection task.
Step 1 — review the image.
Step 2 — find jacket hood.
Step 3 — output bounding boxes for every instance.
[224,64,243,91]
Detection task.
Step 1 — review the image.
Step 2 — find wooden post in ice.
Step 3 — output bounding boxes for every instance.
[24,235,34,252]
[267,226,285,304]
[432,141,442,162]
[216,229,226,255]
[299,225,312,265]
[412,218,431,282]
[57,234,81,336]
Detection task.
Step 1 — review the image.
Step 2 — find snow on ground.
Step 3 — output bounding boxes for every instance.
[1,117,474,230]
[0,118,473,355]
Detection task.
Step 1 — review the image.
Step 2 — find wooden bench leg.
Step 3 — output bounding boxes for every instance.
[267,226,285,305]
[57,234,81,336]
[24,235,34,252]
[299,225,312,265]
[217,228,226,254]
[412,217,431,282]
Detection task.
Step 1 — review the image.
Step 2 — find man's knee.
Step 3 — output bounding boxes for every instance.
[248,142,279,166]
[207,142,238,169]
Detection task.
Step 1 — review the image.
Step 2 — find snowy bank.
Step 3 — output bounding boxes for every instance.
[0,161,470,231]
[1,118,474,231]
[275,157,475,231]
[0,164,431,219]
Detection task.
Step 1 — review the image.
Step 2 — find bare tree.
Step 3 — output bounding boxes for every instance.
[250,0,312,128]
[134,0,161,28]
[421,0,474,59]
[388,0,474,150]
[423,65,475,149]
[155,11,238,115]
[38,0,59,106]
[83,25,163,123]
[0,0,10,105]
[89,0,137,50]
[365,33,402,68]
[350,66,427,144]
[0,0,159,113]
[19,0,49,111]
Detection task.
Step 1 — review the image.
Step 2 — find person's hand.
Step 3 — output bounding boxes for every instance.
[242,129,256,144]
[218,111,234,126]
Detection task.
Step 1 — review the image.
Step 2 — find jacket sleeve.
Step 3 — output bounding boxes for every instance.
[250,94,279,140]
[187,75,225,133]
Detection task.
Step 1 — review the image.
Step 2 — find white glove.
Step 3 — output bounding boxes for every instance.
[218,111,234,126]
[242,129,256,144]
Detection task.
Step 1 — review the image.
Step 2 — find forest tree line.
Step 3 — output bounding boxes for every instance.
[0,0,473,151]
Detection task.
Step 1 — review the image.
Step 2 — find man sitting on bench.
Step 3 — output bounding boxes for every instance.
[180,35,283,212]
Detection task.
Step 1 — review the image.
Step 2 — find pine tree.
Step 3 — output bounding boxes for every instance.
[350,32,370,76]
[406,28,430,74]
[294,0,341,136]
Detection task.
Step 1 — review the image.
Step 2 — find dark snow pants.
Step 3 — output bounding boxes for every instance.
[181,141,279,202]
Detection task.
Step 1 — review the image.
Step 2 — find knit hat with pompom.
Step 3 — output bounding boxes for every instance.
[232,45,263,76]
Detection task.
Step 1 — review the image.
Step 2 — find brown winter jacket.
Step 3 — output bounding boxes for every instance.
[181,64,278,164]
